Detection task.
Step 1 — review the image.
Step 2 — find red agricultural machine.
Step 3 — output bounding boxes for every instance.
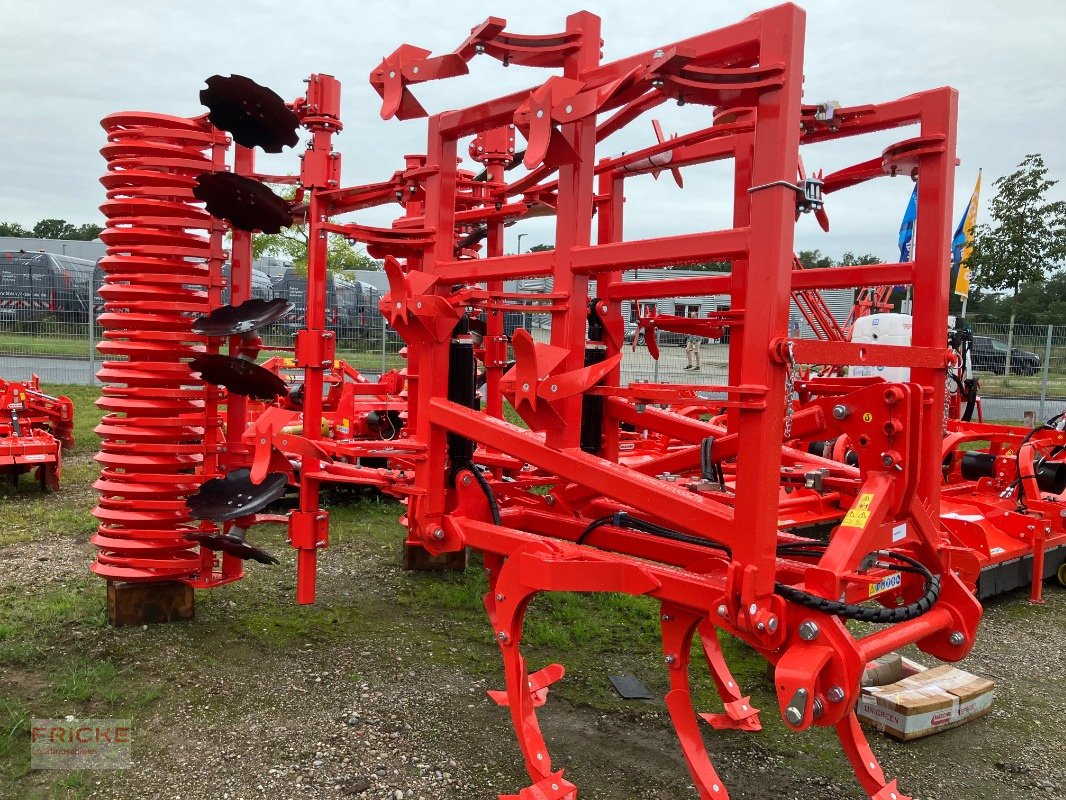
[91,4,1066,798]
[0,374,72,491]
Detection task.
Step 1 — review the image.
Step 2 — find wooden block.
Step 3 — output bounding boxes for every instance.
[402,542,468,572]
[106,581,195,627]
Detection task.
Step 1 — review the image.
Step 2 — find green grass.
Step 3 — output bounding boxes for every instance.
[977,370,1066,397]
[0,332,90,358]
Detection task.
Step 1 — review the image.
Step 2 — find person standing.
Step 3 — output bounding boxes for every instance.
[684,309,702,371]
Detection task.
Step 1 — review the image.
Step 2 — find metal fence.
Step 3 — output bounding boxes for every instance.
[0,288,408,386]
[1,286,1063,425]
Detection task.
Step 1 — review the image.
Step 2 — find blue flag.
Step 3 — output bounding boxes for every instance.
[898,184,918,262]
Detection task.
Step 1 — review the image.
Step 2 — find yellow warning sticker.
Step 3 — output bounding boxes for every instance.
[841,493,874,528]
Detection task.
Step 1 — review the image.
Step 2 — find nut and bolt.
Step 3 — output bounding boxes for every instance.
[461,474,472,486]
[798,621,820,641]
[882,453,896,467]
[949,631,965,646]
[832,404,850,420]
[785,707,803,726]
[767,616,778,633]
[664,654,676,665]
[827,686,846,703]
[497,631,508,642]
[717,604,728,617]
[432,528,445,540]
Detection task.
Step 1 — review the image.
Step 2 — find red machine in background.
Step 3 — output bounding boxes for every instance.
[91,4,1066,798]
[0,374,72,491]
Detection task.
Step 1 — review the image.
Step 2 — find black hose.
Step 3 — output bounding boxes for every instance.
[774,549,941,623]
[576,511,732,556]
[463,461,502,526]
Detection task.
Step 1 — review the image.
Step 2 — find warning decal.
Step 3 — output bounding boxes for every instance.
[841,493,874,528]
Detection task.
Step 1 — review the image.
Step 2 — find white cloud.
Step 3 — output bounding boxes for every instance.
[2,0,1063,261]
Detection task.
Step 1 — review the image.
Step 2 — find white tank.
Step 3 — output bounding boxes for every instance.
[850,313,912,382]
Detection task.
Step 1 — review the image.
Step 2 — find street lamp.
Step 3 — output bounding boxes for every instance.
[516,233,527,254]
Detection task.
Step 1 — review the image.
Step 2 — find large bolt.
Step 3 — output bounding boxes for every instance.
[432,528,445,540]
[949,631,965,646]
[827,686,846,704]
[798,621,820,641]
[832,404,850,420]
[664,654,676,665]
[785,707,803,726]
[881,453,896,468]
[767,616,779,633]
[497,631,508,642]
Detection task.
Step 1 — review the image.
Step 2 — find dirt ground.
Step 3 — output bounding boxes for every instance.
[1,476,1064,800]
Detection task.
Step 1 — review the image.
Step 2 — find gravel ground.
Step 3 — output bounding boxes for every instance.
[2,531,1064,800]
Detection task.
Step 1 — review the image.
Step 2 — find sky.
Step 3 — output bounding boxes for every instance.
[2,0,1064,263]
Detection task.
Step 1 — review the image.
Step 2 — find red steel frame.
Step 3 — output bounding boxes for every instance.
[92,5,1006,798]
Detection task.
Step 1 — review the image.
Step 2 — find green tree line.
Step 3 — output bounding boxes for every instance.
[0,219,104,240]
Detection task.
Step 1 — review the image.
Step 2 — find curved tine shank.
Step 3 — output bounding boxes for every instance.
[661,606,730,799]
[835,711,912,800]
[696,620,762,731]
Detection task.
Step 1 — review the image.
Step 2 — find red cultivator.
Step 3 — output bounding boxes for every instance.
[92,4,1066,798]
[0,374,72,491]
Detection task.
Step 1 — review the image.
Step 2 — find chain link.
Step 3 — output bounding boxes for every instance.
[784,339,796,440]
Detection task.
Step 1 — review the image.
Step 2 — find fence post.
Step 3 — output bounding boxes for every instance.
[87,275,96,385]
[1004,314,1016,385]
[380,313,387,374]
[1039,323,1053,420]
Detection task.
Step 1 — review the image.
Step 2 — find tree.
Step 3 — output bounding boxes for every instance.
[796,249,833,269]
[528,243,554,252]
[251,228,379,273]
[838,251,882,266]
[32,219,79,239]
[0,219,102,240]
[0,222,30,237]
[969,154,1066,307]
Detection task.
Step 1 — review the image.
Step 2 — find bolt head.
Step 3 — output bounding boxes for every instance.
[461,475,472,486]
[767,616,778,632]
[495,594,505,602]
[664,654,676,665]
[827,686,846,703]
[497,631,508,642]
[432,528,445,540]
[798,621,820,641]
[832,404,849,420]
[748,603,758,615]
[785,707,803,726]
[717,604,728,617]
[882,453,895,467]
[949,631,965,646]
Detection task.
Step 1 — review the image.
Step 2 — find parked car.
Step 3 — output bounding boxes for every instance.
[970,335,1040,376]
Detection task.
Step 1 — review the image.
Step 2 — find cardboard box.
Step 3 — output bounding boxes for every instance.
[857,665,995,741]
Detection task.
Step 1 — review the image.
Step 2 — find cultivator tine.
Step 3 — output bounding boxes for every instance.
[200,74,300,153]
[661,607,730,798]
[835,712,912,800]
[487,663,565,709]
[695,622,762,732]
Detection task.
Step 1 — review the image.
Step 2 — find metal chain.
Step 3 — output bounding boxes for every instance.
[784,339,796,440]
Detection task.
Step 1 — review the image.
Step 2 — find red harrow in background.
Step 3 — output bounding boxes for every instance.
[90,4,1066,798]
[0,374,72,491]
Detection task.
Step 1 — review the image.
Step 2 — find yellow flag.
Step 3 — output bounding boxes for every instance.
[953,171,982,297]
